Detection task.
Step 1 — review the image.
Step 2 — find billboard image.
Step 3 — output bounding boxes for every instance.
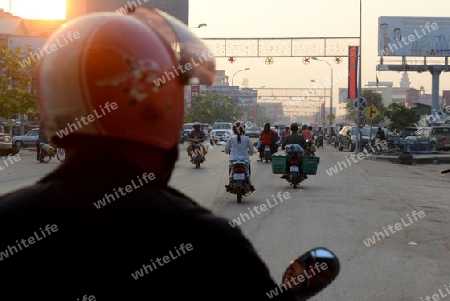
[378,17,450,56]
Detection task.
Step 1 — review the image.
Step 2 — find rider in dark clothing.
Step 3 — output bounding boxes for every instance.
[281,123,308,179]
[376,127,386,141]
[0,10,299,301]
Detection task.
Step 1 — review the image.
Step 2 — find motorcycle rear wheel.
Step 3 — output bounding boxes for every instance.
[236,186,242,203]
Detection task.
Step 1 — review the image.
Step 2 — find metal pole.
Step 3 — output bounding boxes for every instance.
[431,69,441,120]
[330,66,333,127]
[356,0,362,154]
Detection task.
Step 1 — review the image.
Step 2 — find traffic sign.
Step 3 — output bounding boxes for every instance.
[327,114,335,121]
[364,105,380,119]
[354,97,367,111]
[358,115,366,128]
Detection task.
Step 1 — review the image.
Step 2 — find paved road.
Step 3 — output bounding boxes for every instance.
[1,144,450,300]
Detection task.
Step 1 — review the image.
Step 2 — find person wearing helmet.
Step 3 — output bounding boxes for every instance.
[187,121,207,161]
[0,8,299,301]
[301,124,313,142]
[281,123,308,179]
[224,122,255,191]
[257,123,278,157]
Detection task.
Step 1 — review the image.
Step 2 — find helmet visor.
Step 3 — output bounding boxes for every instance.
[131,8,216,86]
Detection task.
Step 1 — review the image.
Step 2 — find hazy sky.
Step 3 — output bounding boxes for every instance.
[2,0,450,108]
[188,0,450,101]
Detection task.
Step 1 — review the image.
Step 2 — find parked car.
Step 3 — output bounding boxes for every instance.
[0,131,14,155]
[400,126,418,138]
[12,128,39,148]
[246,126,261,138]
[338,126,388,152]
[405,126,450,150]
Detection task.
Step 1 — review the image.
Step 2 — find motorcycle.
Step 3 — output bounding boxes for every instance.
[284,144,307,188]
[316,136,324,148]
[188,138,205,168]
[334,136,340,149]
[326,134,331,145]
[224,156,253,203]
[256,139,278,163]
[305,139,316,157]
[179,130,188,144]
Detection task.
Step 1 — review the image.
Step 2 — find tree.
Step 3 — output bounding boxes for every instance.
[383,103,417,131]
[345,90,385,125]
[0,42,38,125]
[185,91,242,124]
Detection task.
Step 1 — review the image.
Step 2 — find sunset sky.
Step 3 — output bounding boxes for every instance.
[2,0,450,113]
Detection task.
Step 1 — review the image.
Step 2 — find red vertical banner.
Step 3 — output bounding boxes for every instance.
[253,105,257,121]
[348,46,359,99]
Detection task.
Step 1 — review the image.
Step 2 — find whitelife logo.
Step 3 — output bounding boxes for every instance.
[19,31,81,67]
[0,224,58,261]
[131,243,193,280]
[55,102,118,139]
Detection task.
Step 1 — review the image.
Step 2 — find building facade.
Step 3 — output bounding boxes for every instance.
[66,0,189,24]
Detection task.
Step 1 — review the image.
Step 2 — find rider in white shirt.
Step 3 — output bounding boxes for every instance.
[225,122,255,191]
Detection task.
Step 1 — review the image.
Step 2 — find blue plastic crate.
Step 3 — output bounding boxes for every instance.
[271,156,286,174]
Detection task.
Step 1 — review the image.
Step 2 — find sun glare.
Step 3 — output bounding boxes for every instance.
[11,0,66,20]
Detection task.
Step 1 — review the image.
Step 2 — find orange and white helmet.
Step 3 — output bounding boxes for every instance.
[37,8,216,150]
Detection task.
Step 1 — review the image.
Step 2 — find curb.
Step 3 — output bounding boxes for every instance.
[366,154,450,164]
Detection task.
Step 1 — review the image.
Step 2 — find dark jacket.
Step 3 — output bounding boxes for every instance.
[0,150,296,301]
[188,130,205,140]
[281,132,308,150]
[376,129,386,140]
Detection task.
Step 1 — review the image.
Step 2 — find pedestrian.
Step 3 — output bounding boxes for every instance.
[35,121,47,163]
[0,8,301,300]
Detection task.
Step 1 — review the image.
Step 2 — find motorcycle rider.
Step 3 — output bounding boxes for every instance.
[187,121,208,161]
[281,123,308,179]
[0,8,301,301]
[301,124,313,142]
[257,123,278,158]
[36,121,48,163]
[316,127,324,148]
[224,122,255,191]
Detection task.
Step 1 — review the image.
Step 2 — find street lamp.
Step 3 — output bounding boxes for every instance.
[311,57,334,127]
[189,23,207,29]
[311,79,326,127]
[231,68,250,86]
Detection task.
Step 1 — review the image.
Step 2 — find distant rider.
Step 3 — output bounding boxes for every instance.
[187,122,207,161]
[36,122,48,163]
[281,123,308,179]
[316,127,324,148]
[225,122,255,191]
[301,124,313,142]
[258,123,278,156]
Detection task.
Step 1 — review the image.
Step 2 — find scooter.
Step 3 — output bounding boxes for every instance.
[284,144,307,188]
[224,155,254,203]
[189,139,205,168]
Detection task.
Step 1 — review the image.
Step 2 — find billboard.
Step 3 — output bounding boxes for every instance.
[378,17,450,56]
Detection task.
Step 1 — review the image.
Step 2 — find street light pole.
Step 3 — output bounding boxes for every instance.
[311,57,334,127]
[310,79,326,127]
[231,68,250,86]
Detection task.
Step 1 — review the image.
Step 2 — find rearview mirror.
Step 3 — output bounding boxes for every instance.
[282,247,339,300]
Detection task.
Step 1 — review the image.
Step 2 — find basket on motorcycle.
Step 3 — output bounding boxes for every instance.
[302,157,320,174]
[41,143,55,154]
[271,155,286,174]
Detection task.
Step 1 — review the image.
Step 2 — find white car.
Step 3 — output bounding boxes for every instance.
[209,129,233,144]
